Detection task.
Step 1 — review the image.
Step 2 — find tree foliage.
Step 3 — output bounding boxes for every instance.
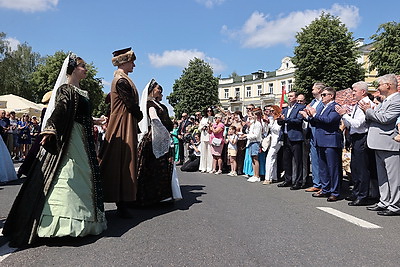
[167,58,219,117]
[292,13,364,100]
[30,51,105,116]
[368,21,400,75]
[0,33,42,99]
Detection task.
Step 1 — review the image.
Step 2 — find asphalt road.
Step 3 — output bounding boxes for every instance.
[1,165,399,266]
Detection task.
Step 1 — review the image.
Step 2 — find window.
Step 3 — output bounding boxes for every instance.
[224,88,229,99]
[281,81,286,92]
[268,83,273,94]
[235,87,240,99]
[287,80,293,91]
[246,86,251,97]
[257,85,262,96]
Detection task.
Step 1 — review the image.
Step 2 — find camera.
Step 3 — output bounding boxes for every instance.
[183,133,194,143]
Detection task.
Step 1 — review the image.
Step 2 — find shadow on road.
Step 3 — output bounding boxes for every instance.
[22,184,206,248]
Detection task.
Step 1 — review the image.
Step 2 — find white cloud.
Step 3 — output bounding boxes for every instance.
[222,4,360,48]
[196,0,225,8]
[0,0,58,12]
[5,37,20,51]
[148,49,226,73]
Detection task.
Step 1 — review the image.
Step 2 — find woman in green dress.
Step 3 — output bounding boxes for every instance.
[3,54,107,247]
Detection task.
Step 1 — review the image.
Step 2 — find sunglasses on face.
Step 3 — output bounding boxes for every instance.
[321,93,332,97]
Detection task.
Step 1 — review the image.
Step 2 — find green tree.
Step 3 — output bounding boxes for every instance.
[30,51,105,116]
[292,13,364,99]
[369,21,400,75]
[167,58,219,117]
[0,41,41,98]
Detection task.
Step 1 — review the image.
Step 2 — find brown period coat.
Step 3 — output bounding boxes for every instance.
[99,69,141,202]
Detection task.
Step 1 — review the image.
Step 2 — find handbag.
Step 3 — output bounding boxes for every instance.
[261,134,272,152]
[211,137,222,147]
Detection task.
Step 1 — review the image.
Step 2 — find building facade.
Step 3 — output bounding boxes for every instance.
[218,39,378,113]
[219,56,295,113]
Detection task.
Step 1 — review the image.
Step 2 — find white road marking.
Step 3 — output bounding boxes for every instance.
[317,207,382,229]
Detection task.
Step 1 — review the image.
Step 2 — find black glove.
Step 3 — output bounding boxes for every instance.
[132,104,143,121]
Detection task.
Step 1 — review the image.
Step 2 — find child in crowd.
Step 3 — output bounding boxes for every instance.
[226,125,238,176]
[171,122,180,163]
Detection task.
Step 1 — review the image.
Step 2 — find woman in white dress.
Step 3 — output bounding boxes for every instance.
[198,107,214,173]
[0,134,18,184]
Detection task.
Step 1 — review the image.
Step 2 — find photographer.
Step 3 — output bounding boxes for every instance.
[181,133,201,172]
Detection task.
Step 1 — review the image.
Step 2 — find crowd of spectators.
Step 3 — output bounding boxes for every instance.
[0,110,40,161]
[176,73,400,216]
[3,73,400,217]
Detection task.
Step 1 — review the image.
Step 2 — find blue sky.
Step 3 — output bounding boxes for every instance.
[1,0,399,114]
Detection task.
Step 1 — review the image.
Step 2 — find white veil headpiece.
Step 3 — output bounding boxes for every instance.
[138,79,152,142]
[41,53,71,131]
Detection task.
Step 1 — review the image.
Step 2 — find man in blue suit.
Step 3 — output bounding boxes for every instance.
[301,87,343,201]
[277,91,306,190]
[304,83,325,193]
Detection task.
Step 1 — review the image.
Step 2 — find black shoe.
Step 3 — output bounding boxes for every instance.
[377,210,400,216]
[312,192,330,198]
[366,204,386,211]
[348,199,369,206]
[277,182,291,188]
[345,196,356,201]
[290,185,302,190]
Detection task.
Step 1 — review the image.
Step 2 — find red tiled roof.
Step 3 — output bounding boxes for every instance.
[335,88,357,106]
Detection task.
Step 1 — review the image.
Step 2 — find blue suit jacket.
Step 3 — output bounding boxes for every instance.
[278,103,306,142]
[309,101,343,148]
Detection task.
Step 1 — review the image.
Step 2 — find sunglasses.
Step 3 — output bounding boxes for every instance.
[321,93,332,97]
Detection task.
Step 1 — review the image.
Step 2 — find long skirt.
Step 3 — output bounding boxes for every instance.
[243,147,254,176]
[136,132,182,206]
[37,123,107,238]
[0,135,17,183]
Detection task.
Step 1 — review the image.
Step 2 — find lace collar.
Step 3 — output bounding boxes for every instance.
[72,85,89,99]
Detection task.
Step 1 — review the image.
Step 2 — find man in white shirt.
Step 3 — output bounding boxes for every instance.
[335,81,376,206]
[359,74,400,216]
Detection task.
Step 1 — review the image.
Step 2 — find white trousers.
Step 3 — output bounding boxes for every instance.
[199,141,213,172]
[264,141,282,181]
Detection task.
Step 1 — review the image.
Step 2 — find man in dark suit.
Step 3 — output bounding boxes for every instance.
[177,113,192,164]
[335,81,376,206]
[301,87,343,201]
[360,74,400,216]
[277,91,306,190]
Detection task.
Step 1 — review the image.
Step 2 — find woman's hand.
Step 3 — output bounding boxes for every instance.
[40,134,52,146]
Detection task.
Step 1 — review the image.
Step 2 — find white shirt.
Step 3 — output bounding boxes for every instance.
[246,120,263,146]
[320,101,334,115]
[342,96,375,135]
[284,103,295,133]
[227,134,238,150]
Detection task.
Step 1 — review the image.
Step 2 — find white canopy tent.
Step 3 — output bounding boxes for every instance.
[0,94,45,118]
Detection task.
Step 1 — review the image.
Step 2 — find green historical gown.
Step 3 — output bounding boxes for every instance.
[3,84,106,247]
